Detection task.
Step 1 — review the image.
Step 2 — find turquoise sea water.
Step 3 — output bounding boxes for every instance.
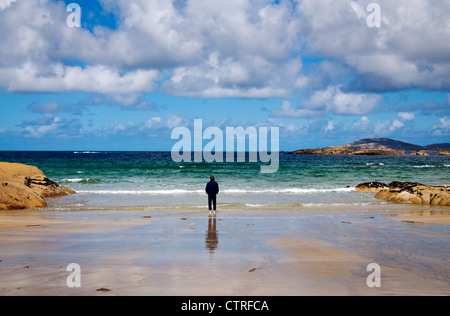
[0,151,449,211]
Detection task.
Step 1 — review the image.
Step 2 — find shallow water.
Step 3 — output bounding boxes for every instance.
[1,151,449,211]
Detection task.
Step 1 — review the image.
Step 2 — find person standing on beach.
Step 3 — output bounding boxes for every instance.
[205,176,219,215]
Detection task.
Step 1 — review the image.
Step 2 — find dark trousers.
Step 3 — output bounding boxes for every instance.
[208,194,217,211]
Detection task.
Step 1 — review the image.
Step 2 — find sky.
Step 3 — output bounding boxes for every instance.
[0,0,449,151]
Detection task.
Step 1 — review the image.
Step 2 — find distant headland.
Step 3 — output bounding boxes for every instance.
[290,138,450,156]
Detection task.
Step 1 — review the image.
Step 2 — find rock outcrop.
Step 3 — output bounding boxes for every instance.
[291,147,405,156]
[0,162,76,210]
[356,181,450,206]
[410,151,430,156]
[355,182,389,193]
[339,138,423,151]
[290,138,450,155]
[438,151,450,156]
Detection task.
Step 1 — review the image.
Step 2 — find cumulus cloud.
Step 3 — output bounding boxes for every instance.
[166,114,188,129]
[305,85,382,115]
[163,54,303,98]
[17,111,189,140]
[144,117,163,130]
[0,0,16,10]
[351,116,371,132]
[271,101,321,118]
[398,112,415,121]
[0,0,449,106]
[0,0,160,93]
[0,0,303,96]
[19,113,83,139]
[0,62,159,94]
[324,121,335,133]
[96,113,191,139]
[373,119,402,135]
[432,117,450,137]
[102,94,157,111]
[363,110,419,136]
[297,0,450,91]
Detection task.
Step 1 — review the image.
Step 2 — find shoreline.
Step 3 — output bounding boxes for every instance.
[0,207,448,296]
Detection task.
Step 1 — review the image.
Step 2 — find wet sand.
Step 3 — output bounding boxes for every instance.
[0,207,449,296]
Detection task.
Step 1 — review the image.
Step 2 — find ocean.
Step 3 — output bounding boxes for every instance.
[0,151,449,211]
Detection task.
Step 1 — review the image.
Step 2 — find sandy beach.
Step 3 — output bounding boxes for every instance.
[1,0,450,301]
[0,205,449,296]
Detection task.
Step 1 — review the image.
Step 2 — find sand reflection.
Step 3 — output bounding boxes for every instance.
[205,216,219,255]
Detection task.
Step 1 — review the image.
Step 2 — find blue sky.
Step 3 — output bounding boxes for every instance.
[0,0,449,151]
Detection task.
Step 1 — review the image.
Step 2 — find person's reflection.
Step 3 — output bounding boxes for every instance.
[205,215,219,255]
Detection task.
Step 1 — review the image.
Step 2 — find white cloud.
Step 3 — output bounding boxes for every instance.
[101,121,137,136]
[432,117,450,136]
[297,0,450,91]
[398,112,415,121]
[1,0,449,98]
[163,54,302,98]
[144,117,163,129]
[306,85,382,115]
[0,0,16,10]
[375,119,404,135]
[166,114,188,129]
[324,121,335,132]
[0,62,159,94]
[19,114,82,138]
[0,0,303,96]
[391,119,405,131]
[371,112,415,136]
[351,116,371,132]
[104,94,155,110]
[271,100,320,118]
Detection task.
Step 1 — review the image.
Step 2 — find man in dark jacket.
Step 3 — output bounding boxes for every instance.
[205,175,219,215]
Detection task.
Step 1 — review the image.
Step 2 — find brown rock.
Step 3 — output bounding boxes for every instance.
[410,151,430,156]
[61,187,77,195]
[356,182,388,193]
[438,151,450,156]
[372,181,449,206]
[374,189,390,200]
[0,162,76,210]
